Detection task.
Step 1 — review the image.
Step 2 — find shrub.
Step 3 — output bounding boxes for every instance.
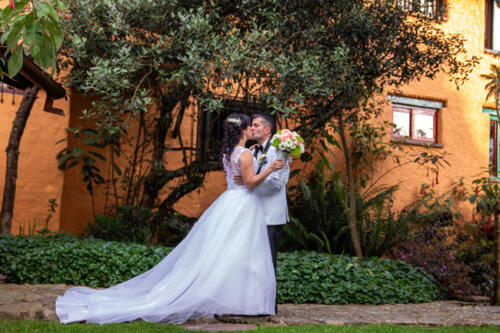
[153,212,197,246]
[285,154,441,257]
[0,235,170,287]
[277,251,440,304]
[454,218,494,296]
[454,177,497,296]
[1,236,440,304]
[391,240,476,299]
[86,205,153,244]
[284,158,352,253]
[389,194,478,299]
[397,177,497,298]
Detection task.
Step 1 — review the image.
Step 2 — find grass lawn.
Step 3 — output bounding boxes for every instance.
[2,321,500,333]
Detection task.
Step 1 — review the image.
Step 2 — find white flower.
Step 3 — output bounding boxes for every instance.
[271,129,306,158]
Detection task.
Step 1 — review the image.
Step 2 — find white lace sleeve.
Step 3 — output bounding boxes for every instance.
[234,148,249,165]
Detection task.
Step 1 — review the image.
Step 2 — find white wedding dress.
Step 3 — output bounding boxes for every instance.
[56,146,276,324]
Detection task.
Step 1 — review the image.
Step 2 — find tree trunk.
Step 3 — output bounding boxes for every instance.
[337,113,363,258]
[0,86,40,234]
[142,93,176,208]
[495,86,500,305]
[495,200,500,305]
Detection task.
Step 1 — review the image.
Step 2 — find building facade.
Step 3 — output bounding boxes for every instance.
[0,0,498,234]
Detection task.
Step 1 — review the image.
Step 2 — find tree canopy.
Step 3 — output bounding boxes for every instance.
[58,0,478,240]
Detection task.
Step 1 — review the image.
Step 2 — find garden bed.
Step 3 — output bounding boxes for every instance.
[0,235,440,304]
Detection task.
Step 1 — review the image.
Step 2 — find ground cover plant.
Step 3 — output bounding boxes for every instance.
[0,235,439,304]
[277,252,439,304]
[2,321,500,333]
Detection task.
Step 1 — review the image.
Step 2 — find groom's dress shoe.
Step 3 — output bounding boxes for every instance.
[215,314,272,324]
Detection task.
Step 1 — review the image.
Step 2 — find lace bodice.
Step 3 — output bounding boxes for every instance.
[223,146,249,190]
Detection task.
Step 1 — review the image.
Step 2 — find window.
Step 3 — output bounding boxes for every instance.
[490,119,498,175]
[485,0,500,50]
[485,108,500,176]
[392,105,437,143]
[196,100,264,163]
[389,95,443,145]
[398,0,446,20]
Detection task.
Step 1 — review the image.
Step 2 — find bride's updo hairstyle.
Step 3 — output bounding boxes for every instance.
[221,113,251,164]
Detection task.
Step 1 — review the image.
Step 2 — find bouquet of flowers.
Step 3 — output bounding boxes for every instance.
[271,129,305,159]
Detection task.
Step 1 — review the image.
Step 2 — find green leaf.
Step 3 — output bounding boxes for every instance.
[73,146,83,158]
[57,152,72,167]
[55,137,68,145]
[89,151,106,161]
[82,129,98,136]
[41,1,60,25]
[37,31,55,68]
[66,160,80,169]
[23,21,42,56]
[43,19,63,50]
[113,164,122,176]
[7,46,23,77]
[1,6,13,22]
[5,16,25,51]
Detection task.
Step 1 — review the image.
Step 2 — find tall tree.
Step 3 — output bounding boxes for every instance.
[247,0,478,257]
[0,0,65,234]
[0,86,39,234]
[59,0,478,249]
[57,0,284,227]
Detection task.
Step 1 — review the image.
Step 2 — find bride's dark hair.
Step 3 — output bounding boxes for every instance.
[221,113,251,164]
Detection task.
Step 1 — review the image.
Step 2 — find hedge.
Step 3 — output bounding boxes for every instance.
[0,235,440,304]
[277,251,440,304]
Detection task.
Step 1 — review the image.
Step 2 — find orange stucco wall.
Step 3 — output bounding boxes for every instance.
[0,88,70,234]
[371,0,499,214]
[0,0,498,234]
[143,0,500,221]
[57,92,213,234]
[0,0,70,234]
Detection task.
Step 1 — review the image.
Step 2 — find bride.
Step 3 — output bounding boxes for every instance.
[56,113,285,324]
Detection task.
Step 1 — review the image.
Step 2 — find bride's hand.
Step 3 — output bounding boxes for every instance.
[270,159,285,171]
[234,174,244,185]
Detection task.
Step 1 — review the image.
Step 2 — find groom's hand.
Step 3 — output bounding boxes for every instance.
[234,174,244,185]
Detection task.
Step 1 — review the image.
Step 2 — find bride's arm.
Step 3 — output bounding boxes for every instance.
[239,150,284,190]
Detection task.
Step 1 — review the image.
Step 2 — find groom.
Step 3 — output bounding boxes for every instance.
[235,113,290,313]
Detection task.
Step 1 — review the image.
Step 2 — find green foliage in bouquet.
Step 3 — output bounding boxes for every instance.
[271,129,305,157]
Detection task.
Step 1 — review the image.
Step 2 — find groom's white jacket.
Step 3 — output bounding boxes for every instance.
[253,139,290,226]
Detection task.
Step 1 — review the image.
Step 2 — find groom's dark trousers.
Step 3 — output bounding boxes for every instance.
[267,225,283,271]
[267,224,283,314]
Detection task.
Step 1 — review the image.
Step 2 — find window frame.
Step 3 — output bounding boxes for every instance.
[391,104,438,144]
[490,119,498,176]
[398,0,446,20]
[484,107,500,178]
[196,100,265,163]
[486,0,493,49]
[485,0,500,51]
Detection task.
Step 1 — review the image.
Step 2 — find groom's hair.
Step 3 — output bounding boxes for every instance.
[253,114,276,134]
